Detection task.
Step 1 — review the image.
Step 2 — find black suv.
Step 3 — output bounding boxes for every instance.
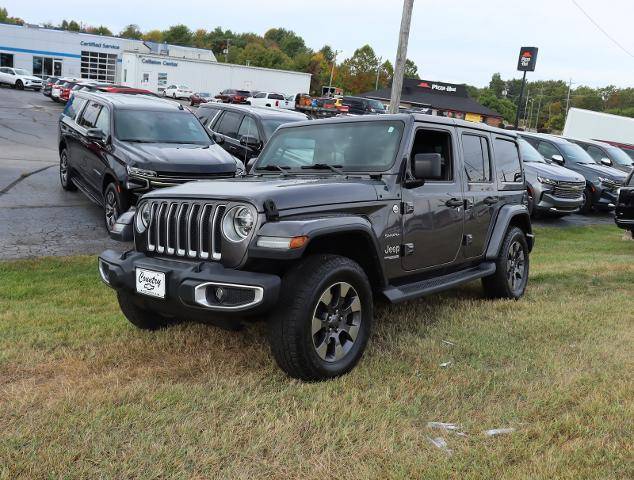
[196,103,308,165]
[520,133,627,213]
[58,92,240,232]
[565,138,634,174]
[341,96,386,115]
[615,169,634,232]
[99,114,534,381]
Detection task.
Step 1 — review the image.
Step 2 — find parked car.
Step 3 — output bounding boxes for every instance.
[215,89,251,104]
[615,169,634,232]
[42,76,61,97]
[99,114,534,381]
[51,78,73,102]
[280,94,297,110]
[246,92,288,108]
[58,92,241,232]
[190,92,213,106]
[519,132,627,213]
[341,96,386,115]
[0,67,43,90]
[163,84,193,99]
[59,81,80,103]
[566,138,633,174]
[196,103,309,165]
[518,138,585,217]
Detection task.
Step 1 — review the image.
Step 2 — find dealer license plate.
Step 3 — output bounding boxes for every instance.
[135,268,166,299]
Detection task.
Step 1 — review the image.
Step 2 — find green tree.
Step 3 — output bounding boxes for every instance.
[0,7,24,25]
[545,113,565,132]
[67,20,81,32]
[489,73,506,98]
[192,29,209,49]
[87,25,112,36]
[120,24,143,40]
[404,59,420,79]
[339,45,380,94]
[162,24,193,46]
[143,30,163,43]
[478,90,517,123]
[236,42,290,69]
[264,28,308,58]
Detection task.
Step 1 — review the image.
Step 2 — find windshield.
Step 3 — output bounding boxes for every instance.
[518,139,546,163]
[115,110,211,144]
[560,143,596,164]
[367,99,386,111]
[14,68,29,75]
[237,90,251,96]
[261,118,305,139]
[606,146,634,166]
[256,120,404,172]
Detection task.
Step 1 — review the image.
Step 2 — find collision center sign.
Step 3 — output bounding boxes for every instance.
[517,47,538,72]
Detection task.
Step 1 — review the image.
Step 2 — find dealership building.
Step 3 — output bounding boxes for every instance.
[360,78,503,126]
[0,23,311,95]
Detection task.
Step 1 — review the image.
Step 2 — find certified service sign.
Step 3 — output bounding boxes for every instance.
[517,47,538,72]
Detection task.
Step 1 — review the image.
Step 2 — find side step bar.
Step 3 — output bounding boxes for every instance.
[72,177,103,206]
[382,262,496,303]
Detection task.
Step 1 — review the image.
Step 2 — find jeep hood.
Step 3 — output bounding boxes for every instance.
[142,176,382,211]
[117,142,238,174]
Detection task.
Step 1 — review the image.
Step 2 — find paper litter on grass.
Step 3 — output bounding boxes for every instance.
[439,361,452,368]
[484,428,516,437]
[427,436,453,455]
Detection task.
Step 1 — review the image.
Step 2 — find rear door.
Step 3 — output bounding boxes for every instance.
[235,115,262,164]
[459,129,497,258]
[75,100,104,194]
[401,124,464,271]
[213,110,245,158]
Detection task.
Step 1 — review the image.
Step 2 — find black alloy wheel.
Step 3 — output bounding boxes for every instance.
[59,149,77,191]
[103,182,128,233]
[506,240,527,296]
[482,226,530,300]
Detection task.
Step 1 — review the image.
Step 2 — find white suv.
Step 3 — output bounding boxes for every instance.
[0,67,43,90]
[246,92,290,108]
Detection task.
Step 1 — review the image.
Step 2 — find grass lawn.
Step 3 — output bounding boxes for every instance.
[1,225,633,479]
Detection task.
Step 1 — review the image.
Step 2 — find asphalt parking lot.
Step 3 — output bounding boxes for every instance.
[0,87,616,260]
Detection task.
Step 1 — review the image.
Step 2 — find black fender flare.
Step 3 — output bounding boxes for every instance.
[485,204,534,260]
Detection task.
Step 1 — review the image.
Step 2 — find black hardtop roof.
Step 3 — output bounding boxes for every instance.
[275,113,517,138]
[199,102,308,120]
[75,91,185,111]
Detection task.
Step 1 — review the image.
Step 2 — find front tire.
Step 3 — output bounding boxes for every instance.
[103,182,128,233]
[59,149,77,191]
[15,80,24,90]
[117,292,177,330]
[482,227,529,299]
[268,255,373,381]
[580,187,593,214]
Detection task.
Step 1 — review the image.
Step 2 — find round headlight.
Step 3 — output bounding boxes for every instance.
[222,205,254,242]
[135,203,151,233]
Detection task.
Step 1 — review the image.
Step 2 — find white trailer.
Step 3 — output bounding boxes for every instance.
[121,51,311,98]
[563,108,634,148]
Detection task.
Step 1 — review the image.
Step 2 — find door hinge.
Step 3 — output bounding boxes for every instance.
[401,202,414,214]
[402,243,415,256]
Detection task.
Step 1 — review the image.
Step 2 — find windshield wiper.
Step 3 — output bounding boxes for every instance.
[300,163,345,175]
[255,165,291,176]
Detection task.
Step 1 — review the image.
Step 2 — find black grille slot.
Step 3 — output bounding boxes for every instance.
[145,201,225,260]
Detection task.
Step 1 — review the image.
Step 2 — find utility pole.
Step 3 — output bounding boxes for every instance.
[327,50,341,96]
[523,89,530,128]
[224,39,230,63]
[534,87,544,131]
[514,71,527,129]
[375,56,383,90]
[565,78,574,119]
[389,0,415,114]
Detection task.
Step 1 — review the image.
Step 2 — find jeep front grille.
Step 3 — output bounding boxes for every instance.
[145,201,226,260]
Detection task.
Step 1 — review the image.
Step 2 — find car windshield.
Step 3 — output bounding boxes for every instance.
[261,118,305,139]
[256,120,404,172]
[14,69,29,75]
[237,90,251,96]
[115,110,211,144]
[518,139,546,163]
[367,99,386,111]
[199,92,210,97]
[606,146,634,166]
[559,142,596,164]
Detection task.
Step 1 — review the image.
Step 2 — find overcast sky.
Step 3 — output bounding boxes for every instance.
[5,0,634,88]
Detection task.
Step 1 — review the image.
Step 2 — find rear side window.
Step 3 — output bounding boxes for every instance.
[462,134,491,182]
[78,101,102,129]
[494,139,523,183]
[268,93,285,100]
[64,96,86,121]
[537,141,560,160]
[215,111,244,139]
[94,107,110,136]
[254,92,266,98]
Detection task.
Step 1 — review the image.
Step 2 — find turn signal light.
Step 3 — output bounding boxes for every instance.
[289,236,309,249]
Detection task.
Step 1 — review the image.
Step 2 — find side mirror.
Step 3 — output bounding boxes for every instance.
[412,153,442,180]
[212,133,224,145]
[551,154,564,165]
[600,157,612,166]
[239,135,262,150]
[86,128,105,142]
[246,157,258,173]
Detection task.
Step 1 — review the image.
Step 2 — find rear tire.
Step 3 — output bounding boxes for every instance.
[117,292,178,330]
[268,255,373,381]
[103,182,128,233]
[59,149,77,191]
[482,227,529,300]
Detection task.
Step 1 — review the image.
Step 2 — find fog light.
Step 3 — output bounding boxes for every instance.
[98,260,111,286]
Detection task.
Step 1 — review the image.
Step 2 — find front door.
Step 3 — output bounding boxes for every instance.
[401,125,464,271]
[459,130,497,258]
[213,110,245,158]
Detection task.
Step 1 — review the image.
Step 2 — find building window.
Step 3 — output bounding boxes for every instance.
[0,53,13,68]
[81,50,117,83]
[158,72,167,91]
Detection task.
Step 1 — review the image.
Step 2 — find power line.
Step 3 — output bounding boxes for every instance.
[571,0,634,59]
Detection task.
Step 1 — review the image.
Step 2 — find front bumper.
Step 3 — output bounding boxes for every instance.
[535,192,583,214]
[594,187,618,210]
[99,250,281,318]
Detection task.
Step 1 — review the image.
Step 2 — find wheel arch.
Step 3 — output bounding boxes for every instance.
[485,205,533,260]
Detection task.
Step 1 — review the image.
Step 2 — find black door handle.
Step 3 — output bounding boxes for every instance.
[445,198,463,208]
[484,196,499,205]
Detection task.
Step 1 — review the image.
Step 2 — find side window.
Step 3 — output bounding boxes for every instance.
[462,134,491,183]
[94,107,110,136]
[410,128,453,181]
[586,145,605,162]
[269,93,285,100]
[64,96,86,121]
[255,92,267,98]
[537,141,560,160]
[78,102,102,129]
[494,138,523,183]
[215,111,244,139]
[237,116,260,140]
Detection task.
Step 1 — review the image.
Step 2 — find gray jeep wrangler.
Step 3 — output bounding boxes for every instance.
[99,114,534,381]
